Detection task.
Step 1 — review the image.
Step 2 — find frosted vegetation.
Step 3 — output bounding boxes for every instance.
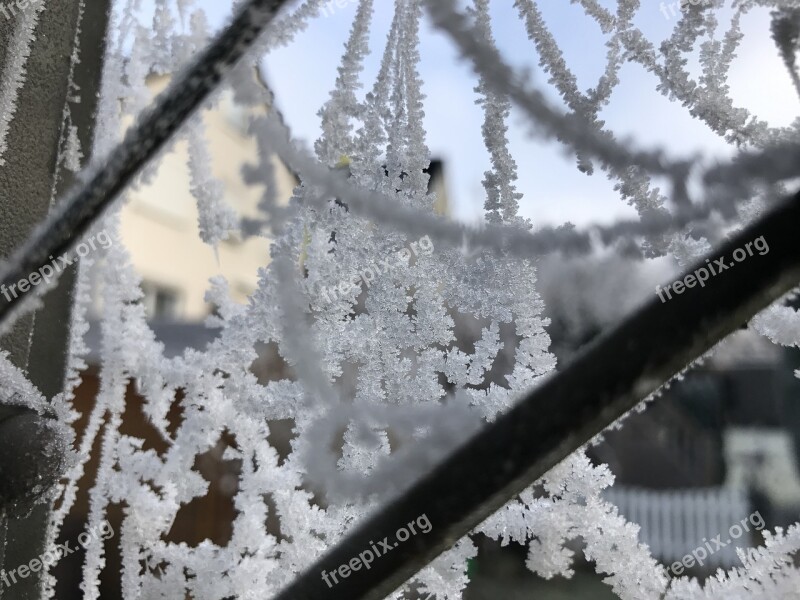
[1,0,799,598]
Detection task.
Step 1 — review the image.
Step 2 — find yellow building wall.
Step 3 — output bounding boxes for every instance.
[119,75,450,321]
[120,75,298,320]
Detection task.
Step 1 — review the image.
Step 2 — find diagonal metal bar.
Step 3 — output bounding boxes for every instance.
[272,191,800,600]
[0,0,294,327]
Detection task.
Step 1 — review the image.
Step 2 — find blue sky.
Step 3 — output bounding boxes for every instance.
[197,1,797,228]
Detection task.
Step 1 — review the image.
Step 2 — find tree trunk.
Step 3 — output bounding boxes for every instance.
[0,1,110,598]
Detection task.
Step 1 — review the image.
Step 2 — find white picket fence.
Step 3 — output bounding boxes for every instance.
[603,486,753,568]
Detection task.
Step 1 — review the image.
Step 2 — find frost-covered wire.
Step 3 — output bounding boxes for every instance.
[257,114,792,261]
[0,1,47,166]
[26,2,800,599]
[314,0,374,167]
[772,7,800,99]
[473,0,524,225]
[423,0,694,189]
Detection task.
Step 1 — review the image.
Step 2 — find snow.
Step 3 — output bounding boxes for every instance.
[0,0,792,598]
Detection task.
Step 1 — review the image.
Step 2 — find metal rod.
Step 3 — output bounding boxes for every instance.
[272,191,800,600]
[0,0,294,327]
[0,0,112,597]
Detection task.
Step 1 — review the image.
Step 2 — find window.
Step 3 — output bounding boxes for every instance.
[141,281,182,320]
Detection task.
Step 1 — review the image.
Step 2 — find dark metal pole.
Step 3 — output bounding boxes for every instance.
[0,1,112,598]
[272,191,800,600]
[0,0,293,328]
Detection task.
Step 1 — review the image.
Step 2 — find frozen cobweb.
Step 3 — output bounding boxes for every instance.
[2,0,794,598]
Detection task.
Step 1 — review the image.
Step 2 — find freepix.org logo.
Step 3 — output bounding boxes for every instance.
[306,235,434,306]
[655,235,769,303]
[668,511,765,575]
[0,520,114,590]
[0,230,113,303]
[321,514,432,589]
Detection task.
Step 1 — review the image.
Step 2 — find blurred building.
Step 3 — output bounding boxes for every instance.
[535,256,800,582]
[116,73,451,322]
[590,330,800,574]
[118,74,298,321]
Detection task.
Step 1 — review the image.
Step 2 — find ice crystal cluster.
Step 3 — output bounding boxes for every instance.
[1,0,799,598]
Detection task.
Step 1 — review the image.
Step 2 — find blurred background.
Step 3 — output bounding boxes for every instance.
[53,1,800,598]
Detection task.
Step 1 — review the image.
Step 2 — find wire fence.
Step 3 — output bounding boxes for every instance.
[0,1,798,598]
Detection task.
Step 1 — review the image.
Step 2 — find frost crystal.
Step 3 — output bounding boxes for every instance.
[0,1,793,599]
